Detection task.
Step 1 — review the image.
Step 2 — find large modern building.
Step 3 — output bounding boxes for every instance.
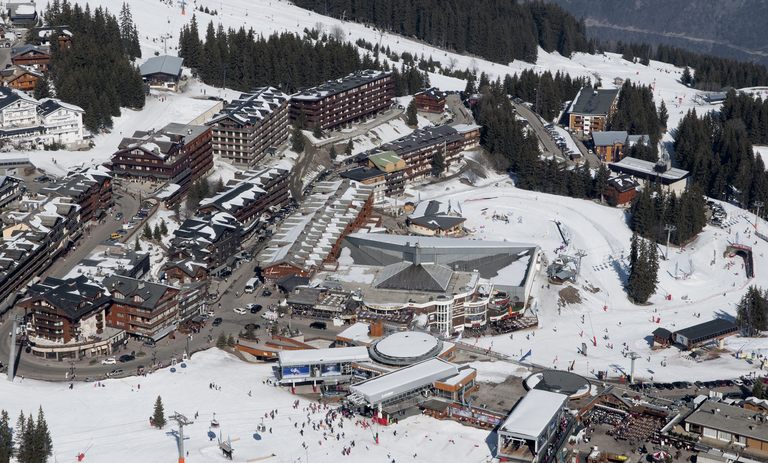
[207,87,290,167]
[347,358,475,418]
[290,70,394,130]
[609,156,690,194]
[332,233,540,335]
[277,346,371,386]
[111,122,213,206]
[198,167,290,232]
[568,88,620,135]
[497,389,571,463]
[258,180,375,280]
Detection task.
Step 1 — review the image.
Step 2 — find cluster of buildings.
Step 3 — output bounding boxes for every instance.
[0,86,85,148]
[261,231,540,337]
[342,124,481,202]
[0,166,112,315]
[257,179,376,279]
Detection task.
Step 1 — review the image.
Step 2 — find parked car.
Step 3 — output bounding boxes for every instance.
[143,339,156,348]
[108,369,124,377]
[101,357,117,365]
[119,354,135,363]
[309,321,327,330]
[115,212,124,220]
[212,317,223,326]
[233,307,247,315]
[110,232,122,239]
[262,289,272,297]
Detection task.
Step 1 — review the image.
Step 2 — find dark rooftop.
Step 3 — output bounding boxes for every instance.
[675,318,738,344]
[340,166,385,182]
[570,88,619,116]
[292,70,390,102]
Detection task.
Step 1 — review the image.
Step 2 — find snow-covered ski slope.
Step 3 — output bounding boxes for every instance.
[408,175,768,382]
[0,0,730,175]
[0,350,491,462]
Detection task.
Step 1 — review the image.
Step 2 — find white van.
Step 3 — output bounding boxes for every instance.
[244,277,259,294]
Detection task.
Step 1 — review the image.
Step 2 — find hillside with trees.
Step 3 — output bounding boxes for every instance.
[291,0,593,64]
[608,79,663,159]
[629,185,707,246]
[178,19,428,95]
[674,91,768,212]
[43,0,145,132]
[546,0,768,67]
[501,69,589,122]
[736,286,768,336]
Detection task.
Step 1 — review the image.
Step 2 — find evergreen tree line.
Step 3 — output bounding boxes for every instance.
[43,0,145,132]
[629,184,707,246]
[291,0,593,64]
[608,79,664,156]
[0,407,53,463]
[472,82,611,200]
[674,95,768,210]
[720,89,768,145]
[614,42,768,91]
[627,233,659,304]
[178,18,428,96]
[736,286,768,337]
[500,69,589,122]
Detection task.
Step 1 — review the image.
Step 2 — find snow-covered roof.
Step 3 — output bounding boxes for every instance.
[499,389,568,440]
[349,358,458,405]
[278,346,370,367]
[336,322,375,344]
[292,70,389,102]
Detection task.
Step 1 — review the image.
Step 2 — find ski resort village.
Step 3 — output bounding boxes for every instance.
[3,0,768,462]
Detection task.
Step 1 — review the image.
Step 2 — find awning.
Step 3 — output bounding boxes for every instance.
[150,323,177,342]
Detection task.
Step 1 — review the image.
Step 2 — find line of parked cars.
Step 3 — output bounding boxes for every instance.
[630,376,765,392]
[544,123,579,159]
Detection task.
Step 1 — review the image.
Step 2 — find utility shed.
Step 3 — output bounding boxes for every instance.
[674,319,738,349]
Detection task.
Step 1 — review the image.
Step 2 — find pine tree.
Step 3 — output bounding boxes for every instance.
[681,67,693,86]
[627,234,659,303]
[753,378,765,399]
[658,100,669,129]
[312,125,322,139]
[406,98,418,126]
[0,410,12,463]
[431,148,445,177]
[736,286,768,336]
[227,334,236,347]
[216,333,227,348]
[32,407,52,463]
[134,237,141,252]
[152,396,166,429]
[345,139,353,156]
[153,224,162,241]
[594,164,610,203]
[291,124,305,153]
[215,177,224,193]
[143,223,152,240]
[14,412,26,463]
[159,219,168,236]
[329,145,337,160]
[33,77,50,100]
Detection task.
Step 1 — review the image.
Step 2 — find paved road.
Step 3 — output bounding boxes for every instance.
[570,134,601,168]
[47,187,141,279]
[511,101,570,163]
